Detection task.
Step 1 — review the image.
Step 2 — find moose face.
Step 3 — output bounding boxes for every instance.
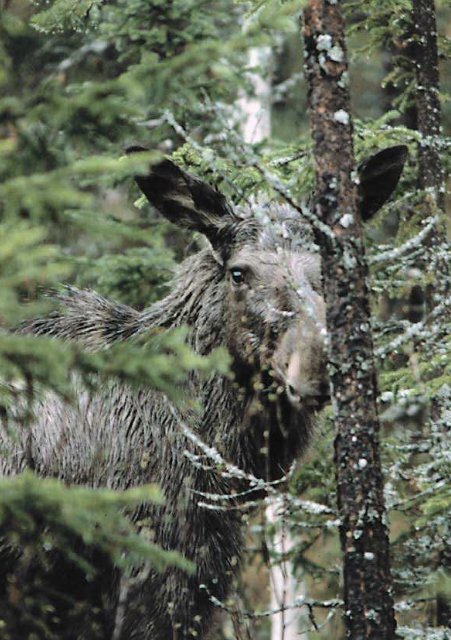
[222,230,328,409]
[129,144,407,411]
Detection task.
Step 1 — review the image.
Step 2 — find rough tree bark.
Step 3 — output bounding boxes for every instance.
[411,0,449,627]
[411,0,448,309]
[302,2,396,639]
[411,0,444,204]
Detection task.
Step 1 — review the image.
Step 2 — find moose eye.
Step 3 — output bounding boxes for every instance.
[230,267,246,285]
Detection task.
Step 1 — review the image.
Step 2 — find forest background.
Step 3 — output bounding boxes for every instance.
[0,0,450,638]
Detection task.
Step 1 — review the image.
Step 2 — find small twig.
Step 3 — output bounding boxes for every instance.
[206,585,343,619]
[369,216,438,265]
[112,572,130,640]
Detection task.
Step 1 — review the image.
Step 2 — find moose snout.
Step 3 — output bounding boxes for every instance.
[285,350,330,408]
[272,323,329,409]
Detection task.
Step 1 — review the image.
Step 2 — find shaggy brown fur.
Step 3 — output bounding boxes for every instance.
[0,146,407,639]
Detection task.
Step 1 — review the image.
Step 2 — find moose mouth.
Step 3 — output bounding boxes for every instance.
[252,368,330,412]
[230,356,330,413]
[286,383,330,410]
[299,389,330,410]
[266,360,330,411]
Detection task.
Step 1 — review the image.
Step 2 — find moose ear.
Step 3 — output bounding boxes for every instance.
[126,146,234,242]
[357,145,408,221]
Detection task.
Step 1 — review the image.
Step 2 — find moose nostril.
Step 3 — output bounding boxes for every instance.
[287,384,297,397]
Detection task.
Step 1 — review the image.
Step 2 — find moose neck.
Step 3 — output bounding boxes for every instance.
[140,249,227,355]
[139,250,259,469]
[139,249,312,481]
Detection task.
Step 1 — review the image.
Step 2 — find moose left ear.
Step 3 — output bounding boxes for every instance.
[358,145,408,221]
[126,145,236,245]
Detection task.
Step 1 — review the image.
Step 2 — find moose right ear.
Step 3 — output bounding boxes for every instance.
[358,145,408,221]
[126,146,235,243]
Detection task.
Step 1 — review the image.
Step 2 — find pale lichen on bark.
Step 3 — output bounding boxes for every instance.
[302,1,397,638]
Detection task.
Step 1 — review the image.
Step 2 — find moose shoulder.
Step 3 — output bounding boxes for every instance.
[0,145,407,639]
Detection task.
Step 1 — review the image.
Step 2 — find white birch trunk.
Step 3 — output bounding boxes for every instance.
[238,47,272,144]
[266,500,309,640]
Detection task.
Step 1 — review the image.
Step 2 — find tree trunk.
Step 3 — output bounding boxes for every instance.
[302,2,396,639]
[412,3,449,627]
[411,0,444,205]
[411,0,448,318]
[239,47,272,144]
[381,19,417,130]
[266,500,308,640]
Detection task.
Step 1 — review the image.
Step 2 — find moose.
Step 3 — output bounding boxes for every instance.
[0,145,407,639]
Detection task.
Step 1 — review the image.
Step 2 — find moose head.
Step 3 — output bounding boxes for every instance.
[129,144,407,432]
